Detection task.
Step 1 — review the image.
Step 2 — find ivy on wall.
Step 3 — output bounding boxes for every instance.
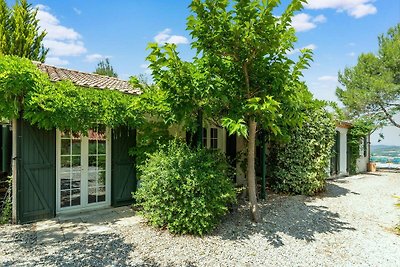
[0,55,166,132]
[347,119,374,174]
[269,107,336,195]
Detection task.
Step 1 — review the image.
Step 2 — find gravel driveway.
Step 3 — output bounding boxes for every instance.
[1,171,399,266]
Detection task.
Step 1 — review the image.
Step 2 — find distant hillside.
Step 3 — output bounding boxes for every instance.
[371,145,400,154]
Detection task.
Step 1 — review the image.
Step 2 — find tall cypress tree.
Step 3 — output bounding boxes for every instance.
[0,0,10,53]
[0,0,48,62]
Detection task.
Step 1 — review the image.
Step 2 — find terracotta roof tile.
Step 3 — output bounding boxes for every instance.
[33,62,141,95]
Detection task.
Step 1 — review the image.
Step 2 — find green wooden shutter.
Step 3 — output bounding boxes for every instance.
[17,119,56,224]
[1,125,12,175]
[111,126,137,207]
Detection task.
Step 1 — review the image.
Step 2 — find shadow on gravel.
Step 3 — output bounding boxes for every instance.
[216,194,355,248]
[319,183,359,198]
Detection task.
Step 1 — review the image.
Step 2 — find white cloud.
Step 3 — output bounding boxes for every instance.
[154,28,189,45]
[288,43,317,55]
[347,52,356,57]
[85,54,110,62]
[348,42,356,46]
[44,40,86,57]
[303,44,317,50]
[73,7,82,15]
[305,0,377,18]
[35,5,86,57]
[318,75,338,82]
[45,57,69,66]
[292,13,327,32]
[313,15,327,23]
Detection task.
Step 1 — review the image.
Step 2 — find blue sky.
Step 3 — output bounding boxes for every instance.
[6,0,400,145]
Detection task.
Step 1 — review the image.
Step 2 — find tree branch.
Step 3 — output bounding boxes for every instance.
[378,102,400,128]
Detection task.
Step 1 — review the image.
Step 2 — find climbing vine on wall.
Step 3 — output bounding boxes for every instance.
[347,119,375,174]
[0,55,167,132]
[270,106,336,195]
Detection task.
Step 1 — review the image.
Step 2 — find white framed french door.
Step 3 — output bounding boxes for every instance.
[56,126,111,213]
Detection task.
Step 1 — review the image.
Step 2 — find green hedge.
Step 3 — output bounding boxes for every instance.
[270,108,336,195]
[134,140,236,235]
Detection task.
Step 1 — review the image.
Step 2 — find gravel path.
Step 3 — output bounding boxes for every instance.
[1,171,399,266]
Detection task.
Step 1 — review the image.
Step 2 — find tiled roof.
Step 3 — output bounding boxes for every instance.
[33,62,141,95]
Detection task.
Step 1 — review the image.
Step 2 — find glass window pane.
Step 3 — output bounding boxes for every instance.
[60,172,70,190]
[88,172,97,188]
[89,140,97,155]
[98,156,106,171]
[88,156,97,169]
[71,172,81,189]
[98,171,106,186]
[98,187,106,202]
[211,128,218,138]
[72,140,81,155]
[61,139,70,155]
[88,188,96,204]
[60,156,70,169]
[98,141,106,154]
[71,189,81,206]
[61,190,70,208]
[71,156,81,168]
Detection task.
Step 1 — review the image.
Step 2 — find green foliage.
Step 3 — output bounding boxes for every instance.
[147,0,314,221]
[0,55,145,132]
[134,140,236,235]
[0,0,48,61]
[94,58,118,78]
[1,176,12,225]
[129,120,174,173]
[270,106,336,195]
[347,119,374,174]
[0,55,49,118]
[337,24,400,128]
[148,0,313,137]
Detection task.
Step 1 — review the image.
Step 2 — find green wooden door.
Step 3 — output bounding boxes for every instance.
[111,126,137,207]
[17,119,56,223]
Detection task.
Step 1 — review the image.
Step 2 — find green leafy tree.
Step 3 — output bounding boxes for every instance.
[337,24,400,128]
[0,0,48,61]
[148,0,313,222]
[94,58,118,78]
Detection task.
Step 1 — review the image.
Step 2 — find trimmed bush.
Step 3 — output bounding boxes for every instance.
[270,108,336,195]
[134,140,236,235]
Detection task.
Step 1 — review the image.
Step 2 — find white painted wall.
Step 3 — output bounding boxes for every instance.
[356,135,370,173]
[336,127,349,176]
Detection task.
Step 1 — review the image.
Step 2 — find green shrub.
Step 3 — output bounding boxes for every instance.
[1,176,12,225]
[270,107,336,195]
[134,140,236,235]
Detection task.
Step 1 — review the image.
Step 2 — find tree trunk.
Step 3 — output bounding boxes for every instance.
[247,118,261,222]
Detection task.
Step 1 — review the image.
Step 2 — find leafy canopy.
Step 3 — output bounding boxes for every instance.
[337,24,400,128]
[147,0,314,222]
[0,0,48,61]
[148,0,314,137]
[0,55,150,132]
